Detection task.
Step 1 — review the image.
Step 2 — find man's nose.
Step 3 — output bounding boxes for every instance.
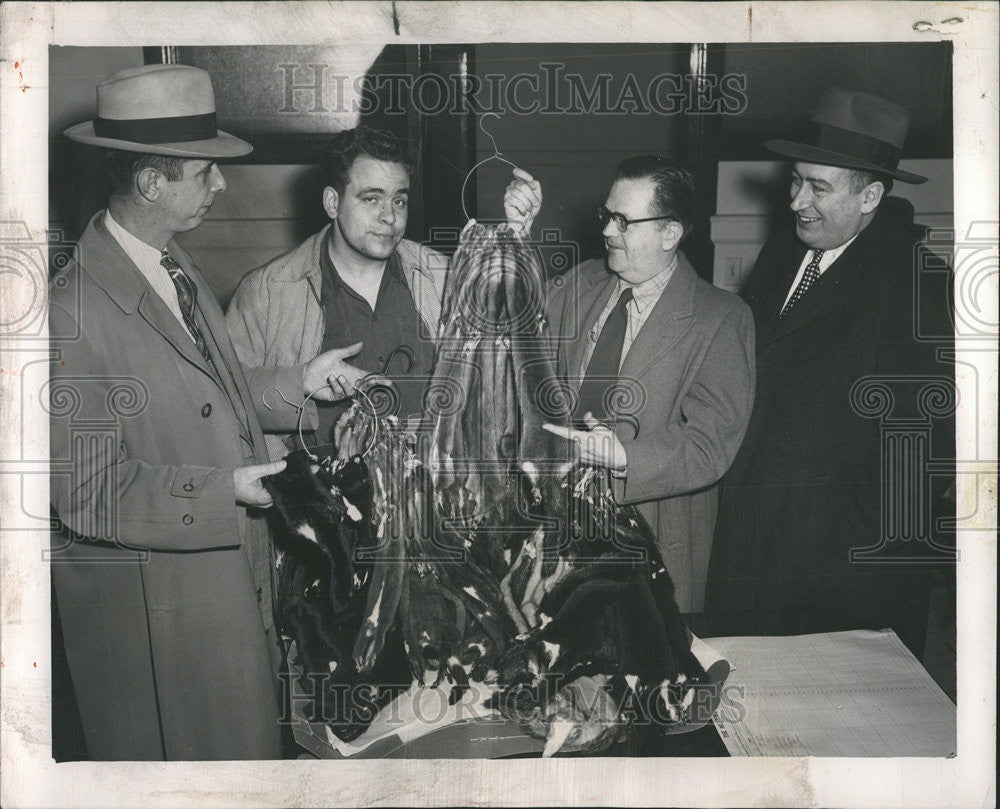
[602,218,619,240]
[378,201,397,224]
[210,165,227,193]
[790,184,811,211]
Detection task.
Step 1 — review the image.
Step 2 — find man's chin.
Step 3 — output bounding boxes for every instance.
[794,223,821,248]
[361,236,402,261]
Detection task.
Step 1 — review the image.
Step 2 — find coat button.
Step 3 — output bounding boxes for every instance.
[201,403,212,418]
[182,514,194,525]
[183,482,194,492]
[256,587,263,603]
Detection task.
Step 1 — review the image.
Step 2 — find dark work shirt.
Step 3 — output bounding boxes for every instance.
[313,231,436,445]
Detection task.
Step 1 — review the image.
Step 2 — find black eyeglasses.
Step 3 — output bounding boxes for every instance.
[596,204,675,234]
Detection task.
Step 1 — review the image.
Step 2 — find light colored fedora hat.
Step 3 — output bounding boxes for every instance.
[765,87,927,184]
[64,63,252,158]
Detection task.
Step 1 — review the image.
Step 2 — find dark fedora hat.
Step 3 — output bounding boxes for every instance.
[64,64,252,159]
[765,87,927,184]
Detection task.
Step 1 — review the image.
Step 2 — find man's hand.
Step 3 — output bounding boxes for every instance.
[304,341,388,401]
[542,412,628,471]
[234,459,286,508]
[504,168,542,236]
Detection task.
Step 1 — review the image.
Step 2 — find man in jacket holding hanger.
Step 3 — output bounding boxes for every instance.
[704,88,954,656]
[543,155,756,618]
[50,63,379,760]
[225,124,542,458]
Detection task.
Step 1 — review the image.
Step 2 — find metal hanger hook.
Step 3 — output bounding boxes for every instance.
[479,112,505,159]
[460,112,520,223]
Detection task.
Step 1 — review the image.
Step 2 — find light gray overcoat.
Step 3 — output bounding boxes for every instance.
[546,255,756,612]
[49,213,305,759]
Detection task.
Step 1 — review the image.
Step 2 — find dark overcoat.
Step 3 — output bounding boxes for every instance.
[49,213,305,759]
[704,206,953,654]
[547,255,756,612]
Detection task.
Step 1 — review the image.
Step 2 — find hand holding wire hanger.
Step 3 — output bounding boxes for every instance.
[303,341,392,402]
[504,167,542,236]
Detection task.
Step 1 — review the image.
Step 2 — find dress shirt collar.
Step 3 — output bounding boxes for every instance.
[615,253,678,312]
[104,210,165,270]
[813,232,860,273]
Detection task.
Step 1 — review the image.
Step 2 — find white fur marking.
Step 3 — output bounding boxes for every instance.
[296,523,318,543]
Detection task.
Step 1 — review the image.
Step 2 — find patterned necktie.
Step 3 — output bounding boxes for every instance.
[160,250,215,370]
[574,287,634,425]
[780,249,825,318]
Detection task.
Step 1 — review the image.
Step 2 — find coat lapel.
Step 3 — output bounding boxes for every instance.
[82,215,225,388]
[619,255,697,383]
[168,240,258,447]
[565,265,618,393]
[756,222,881,350]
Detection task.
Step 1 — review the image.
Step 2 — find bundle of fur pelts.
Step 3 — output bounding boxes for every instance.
[335,403,508,705]
[263,450,409,741]
[490,467,707,756]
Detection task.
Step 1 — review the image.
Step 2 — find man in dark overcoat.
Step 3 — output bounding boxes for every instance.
[50,64,373,759]
[705,88,954,656]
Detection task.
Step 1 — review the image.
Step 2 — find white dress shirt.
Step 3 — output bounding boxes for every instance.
[781,234,859,310]
[103,210,194,341]
[579,254,678,377]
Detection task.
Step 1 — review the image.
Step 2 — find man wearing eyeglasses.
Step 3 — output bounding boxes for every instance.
[544,155,755,618]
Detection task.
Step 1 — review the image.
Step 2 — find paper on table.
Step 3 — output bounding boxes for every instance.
[323,681,501,756]
[707,629,957,757]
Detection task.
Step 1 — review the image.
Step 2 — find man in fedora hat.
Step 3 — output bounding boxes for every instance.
[50,63,379,759]
[705,88,953,655]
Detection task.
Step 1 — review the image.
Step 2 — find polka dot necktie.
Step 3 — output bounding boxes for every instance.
[780,249,825,318]
[160,250,216,371]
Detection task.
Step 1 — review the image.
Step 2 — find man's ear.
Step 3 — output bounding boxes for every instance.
[860,181,886,215]
[136,167,160,203]
[322,186,340,220]
[661,221,684,252]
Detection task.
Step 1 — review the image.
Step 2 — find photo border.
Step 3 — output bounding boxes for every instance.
[2,3,996,807]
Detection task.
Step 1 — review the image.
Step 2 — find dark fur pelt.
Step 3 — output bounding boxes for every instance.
[488,470,706,754]
[264,450,409,741]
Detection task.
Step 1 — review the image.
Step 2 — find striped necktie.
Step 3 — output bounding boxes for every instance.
[160,250,216,370]
[780,249,825,318]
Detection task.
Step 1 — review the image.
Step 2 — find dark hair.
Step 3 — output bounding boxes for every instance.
[614,155,696,239]
[849,168,893,197]
[319,126,415,194]
[99,149,186,196]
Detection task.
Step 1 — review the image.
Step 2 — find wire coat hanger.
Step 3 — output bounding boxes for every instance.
[262,383,380,461]
[461,112,519,223]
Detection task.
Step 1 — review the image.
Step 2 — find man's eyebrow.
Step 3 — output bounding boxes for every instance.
[354,186,410,195]
[796,173,833,188]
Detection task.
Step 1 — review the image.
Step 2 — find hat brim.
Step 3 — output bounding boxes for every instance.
[64,120,252,159]
[764,138,928,184]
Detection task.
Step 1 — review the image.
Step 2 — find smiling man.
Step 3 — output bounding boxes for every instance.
[227,125,540,456]
[544,155,755,617]
[705,88,953,656]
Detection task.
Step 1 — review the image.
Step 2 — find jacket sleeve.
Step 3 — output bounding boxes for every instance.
[225,268,318,432]
[49,300,243,552]
[615,301,756,503]
[225,267,269,367]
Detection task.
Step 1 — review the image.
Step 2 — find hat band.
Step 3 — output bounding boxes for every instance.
[93,112,218,145]
[805,121,901,172]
